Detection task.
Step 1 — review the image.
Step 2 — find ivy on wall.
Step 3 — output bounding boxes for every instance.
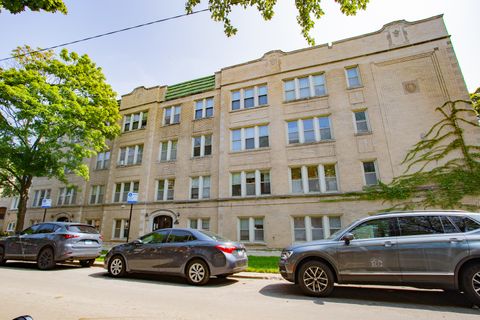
[336,99,480,211]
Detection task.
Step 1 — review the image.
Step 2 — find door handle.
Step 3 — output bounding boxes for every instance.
[384,241,395,247]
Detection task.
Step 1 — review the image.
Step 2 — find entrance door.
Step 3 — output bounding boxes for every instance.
[57,216,69,222]
[152,215,172,231]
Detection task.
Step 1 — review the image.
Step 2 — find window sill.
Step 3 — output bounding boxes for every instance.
[291,191,340,196]
[230,104,269,113]
[154,199,174,203]
[157,160,177,164]
[229,147,270,155]
[346,85,364,91]
[93,168,110,172]
[240,241,267,246]
[230,194,272,199]
[116,163,142,168]
[283,94,328,104]
[162,123,180,127]
[286,139,335,148]
[121,127,147,135]
[354,131,373,136]
[191,155,213,160]
[193,116,214,122]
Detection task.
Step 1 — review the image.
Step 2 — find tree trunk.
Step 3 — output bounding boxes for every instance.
[15,176,32,233]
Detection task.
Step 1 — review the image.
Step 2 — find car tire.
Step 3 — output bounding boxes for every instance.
[37,247,56,270]
[108,255,127,277]
[79,259,95,268]
[461,263,480,306]
[0,246,6,265]
[186,259,210,286]
[298,260,335,297]
[216,274,232,279]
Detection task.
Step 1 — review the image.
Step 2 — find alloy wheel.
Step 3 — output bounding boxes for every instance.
[303,266,328,293]
[110,258,123,276]
[189,263,206,283]
[472,271,480,297]
[38,249,54,270]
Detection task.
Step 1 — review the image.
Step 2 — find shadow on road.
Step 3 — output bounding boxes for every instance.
[89,270,239,288]
[259,282,480,314]
[1,261,80,271]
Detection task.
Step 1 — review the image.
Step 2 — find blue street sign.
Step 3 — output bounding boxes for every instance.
[41,198,52,208]
[127,192,138,204]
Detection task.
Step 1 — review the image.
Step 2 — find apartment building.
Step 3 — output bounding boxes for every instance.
[1,15,478,248]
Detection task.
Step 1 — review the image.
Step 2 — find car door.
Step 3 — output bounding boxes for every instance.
[127,230,170,272]
[21,223,57,259]
[3,233,27,259]
[336,217,401,284]
[396,215,469,286]
[159,230,196,274]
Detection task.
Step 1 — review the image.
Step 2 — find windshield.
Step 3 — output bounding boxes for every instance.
[198,230,230,242]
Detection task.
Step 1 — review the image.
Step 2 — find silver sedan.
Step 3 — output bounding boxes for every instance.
[104,228,248,285]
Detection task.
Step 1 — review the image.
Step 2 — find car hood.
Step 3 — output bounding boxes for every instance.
[284,239,338,251]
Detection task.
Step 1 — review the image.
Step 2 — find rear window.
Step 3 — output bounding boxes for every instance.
[198,230,230,242]
[449,216,480,233]
[67,225,99,234]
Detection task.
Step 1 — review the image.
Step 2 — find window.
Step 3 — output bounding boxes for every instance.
[293,216,341,242]
[96,151,111,170]
[398,216,446,236]
[113,181,139,203]
[290,164,338,193]
[86,219,100,230]
[11,196,19,210]
[195,97,214,119]
[284,74,326,102]
[32,189,51,207]
[354,110,370,134]
[141,230,169,244]
[190,176,211,200]
[163,106,181,125]
[287,116,332,144]
[189,218,210,231]
[57,187,76,206]
[122,111,148,132]
[238,217,264,242]
[113,219,129,239]
[230,170,271,197]
[192,134,212,157]
[156,179,175,201]
[230,125,269,152]
[159,140,177,162]
[167,230,195,243]
[363,161,378,186]
[351,218,394,239]
[118,144,143,166]
[6,222,16,232]
[448,216,480,232]
[89,185,104,204]
[231,85,268,111]
[346,66,361,88]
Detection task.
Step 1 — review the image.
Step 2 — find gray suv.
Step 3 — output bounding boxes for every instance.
[0,222,102,269]
[279,211,480,305]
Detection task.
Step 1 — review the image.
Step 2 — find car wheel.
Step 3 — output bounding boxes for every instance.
[108,255,126,277]
[0,246,6,265]
[37,248,56,270]
[461,263,480,306]
[79,259,95,268]
[186,259,210,285]
[298,261,335,297]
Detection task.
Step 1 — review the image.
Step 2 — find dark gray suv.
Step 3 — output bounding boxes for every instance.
[0,222,102,269]
[279,211,480,305]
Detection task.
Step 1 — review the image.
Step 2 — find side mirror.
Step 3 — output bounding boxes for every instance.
[341,233,354,245]
[132,239,143,245]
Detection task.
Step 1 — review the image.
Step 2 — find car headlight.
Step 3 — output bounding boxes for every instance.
[280,250,293,260]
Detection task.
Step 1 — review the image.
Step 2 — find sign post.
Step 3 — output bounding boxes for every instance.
[126,192,138,242]
[41,198,52,222]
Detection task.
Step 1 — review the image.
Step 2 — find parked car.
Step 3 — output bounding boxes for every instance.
[104,228,248,285]
[279,211,480,305]
[0,222,102,270]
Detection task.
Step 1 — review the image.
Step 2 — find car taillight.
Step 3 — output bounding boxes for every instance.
[99,235,104,241]
[216,244,237,254]
[63,234,80,239]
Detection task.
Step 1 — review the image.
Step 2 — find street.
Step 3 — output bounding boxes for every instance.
[0,262,479,320]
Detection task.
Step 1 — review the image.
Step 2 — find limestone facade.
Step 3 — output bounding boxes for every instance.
[1,15,478,248]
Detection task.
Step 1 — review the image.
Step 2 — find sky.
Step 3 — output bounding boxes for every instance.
[0,0,479,96]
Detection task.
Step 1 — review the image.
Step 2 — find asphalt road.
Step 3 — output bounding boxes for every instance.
[0,262,479,320]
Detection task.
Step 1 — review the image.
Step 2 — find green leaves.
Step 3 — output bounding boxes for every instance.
[0,0,67,14]
[185,0,370,46]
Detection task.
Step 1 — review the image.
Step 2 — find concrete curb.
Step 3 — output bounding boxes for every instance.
[93,262,283,280]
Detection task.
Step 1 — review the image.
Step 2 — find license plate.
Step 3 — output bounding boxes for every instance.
[85,240,93,245]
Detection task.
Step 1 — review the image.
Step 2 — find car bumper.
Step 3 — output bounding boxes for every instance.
[56,246,102,261]
[279,259,295,282]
